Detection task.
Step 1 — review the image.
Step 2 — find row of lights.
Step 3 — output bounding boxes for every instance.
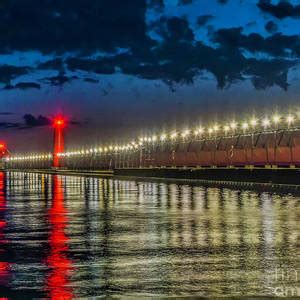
[5,113,298,162]
[57,113,297,158]
[5,153,52,162]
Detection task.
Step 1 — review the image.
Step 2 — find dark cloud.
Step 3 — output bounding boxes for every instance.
[41,71,78,86]
[38,58,64,70]
[0,4,297,92]
[197,15,214,26]
[213,27,300,57]
[84,78,99,83]
[0,65,30,83]
[0,112,14,115]
[217,0,229,4]
[53,17,292,91]
[0,0,151,54]
[23,114,51,127]
[148,0,164,10]
[265,20,278,33]
[247,58,294,90]
[0,122,20,128]
[257,0,300,19]
[21,114,82,129]
[162,17,194,41]
[119,18,296,90]
[66,57,115,74]
[3,82,40,90]
[177,0,193,5]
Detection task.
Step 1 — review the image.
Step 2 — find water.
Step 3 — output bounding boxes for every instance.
[0,171,299,298]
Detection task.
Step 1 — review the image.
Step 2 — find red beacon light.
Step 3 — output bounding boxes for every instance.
[53,117,66,128]
[0,142,7,157]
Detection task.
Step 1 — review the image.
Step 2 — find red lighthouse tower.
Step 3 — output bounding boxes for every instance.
[53,117,65,168]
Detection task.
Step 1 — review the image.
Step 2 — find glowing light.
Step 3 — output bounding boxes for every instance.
[286,114,295,125]
[6,108,299,164]
[262,118,270,127]
[194,127,204,135]
[272,114,280,124]
[170,132,177,139]
[160,134,167,141]
[53,117,65,128]
[224,125,230,133]
[230,121,237,130]
[242,122,249,130]
[181,130,190,138]
[250,118,258,127]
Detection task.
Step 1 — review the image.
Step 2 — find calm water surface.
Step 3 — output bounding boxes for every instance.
[0,171,299,298]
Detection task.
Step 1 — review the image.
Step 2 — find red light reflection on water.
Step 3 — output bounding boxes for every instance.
[0,172,9,287]
[45,175,73,300]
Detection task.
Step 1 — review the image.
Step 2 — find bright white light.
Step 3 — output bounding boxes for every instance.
[286,114,295,125]
[242,122,249,130]
[181,130,190,138]
[272,114,280,124]
[194,127,204,135]
[230,121,237,130]
[213,124,219,132]
[170,132,177,139]
[262,118,270,127]
[250,118,258,127]
[152,135,157,142]
[208,127,213,134]
[224,125,230,132]
[160,134,167,141]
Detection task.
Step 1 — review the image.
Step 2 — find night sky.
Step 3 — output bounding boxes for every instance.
[1,0,300,152]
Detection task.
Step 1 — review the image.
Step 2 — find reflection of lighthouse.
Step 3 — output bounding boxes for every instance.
[0,172,9,286]
[53,117,65,168]
[45,175,73,299]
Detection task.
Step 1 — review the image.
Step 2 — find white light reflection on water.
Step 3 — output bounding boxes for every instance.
[0,171,298,298]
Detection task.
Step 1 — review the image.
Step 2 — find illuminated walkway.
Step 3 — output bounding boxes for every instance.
[3,111,300,169]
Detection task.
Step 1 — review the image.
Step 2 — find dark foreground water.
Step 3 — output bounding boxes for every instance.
[0,171,299,298]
